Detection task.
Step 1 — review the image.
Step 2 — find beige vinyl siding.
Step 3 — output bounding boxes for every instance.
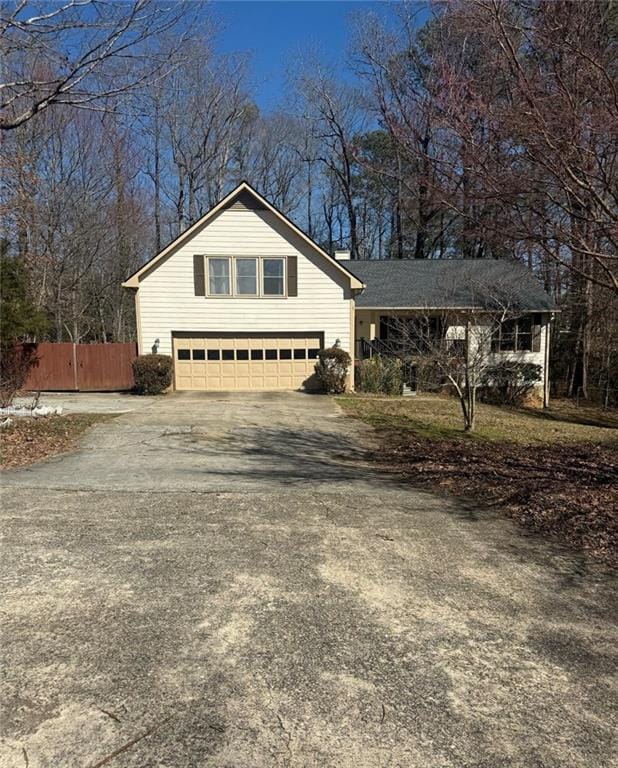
[137,208,352,358]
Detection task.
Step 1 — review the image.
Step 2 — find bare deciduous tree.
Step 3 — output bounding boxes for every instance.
[295,62,366,257]
[0,0,196,130]
[383,270,543,430]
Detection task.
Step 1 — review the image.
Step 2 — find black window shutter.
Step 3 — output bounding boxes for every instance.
[287,256,297,297]
[193,255,205,296]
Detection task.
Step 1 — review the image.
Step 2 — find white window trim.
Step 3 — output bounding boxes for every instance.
[207,256,232,297]
[204,256,287,299]
[262,257,286,297]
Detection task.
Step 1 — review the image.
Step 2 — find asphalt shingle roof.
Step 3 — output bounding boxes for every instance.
[340,258,556,312]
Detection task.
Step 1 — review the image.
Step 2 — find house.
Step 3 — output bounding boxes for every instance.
[123,182,556,400]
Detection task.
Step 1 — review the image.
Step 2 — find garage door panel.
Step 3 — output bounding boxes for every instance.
[173,333,322,391]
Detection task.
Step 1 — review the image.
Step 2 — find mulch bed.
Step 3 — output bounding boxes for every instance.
[0,414,109,469]
[374,432,618,568]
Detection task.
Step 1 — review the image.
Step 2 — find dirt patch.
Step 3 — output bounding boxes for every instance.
[374,432,618,567]
[0,413,115,469]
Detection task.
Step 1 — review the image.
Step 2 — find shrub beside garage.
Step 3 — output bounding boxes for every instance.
[132,354,173,394]
[314,347,351,394]
[355,356,403,396]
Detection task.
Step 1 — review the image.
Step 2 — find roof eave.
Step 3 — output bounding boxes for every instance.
[356,305,557,312]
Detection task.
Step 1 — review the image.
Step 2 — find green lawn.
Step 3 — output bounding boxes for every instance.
[337,394,618,445]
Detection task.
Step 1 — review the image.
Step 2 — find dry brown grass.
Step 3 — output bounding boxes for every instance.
[338,394,617,566]
[338,394,618,445]
[0,413,115,469]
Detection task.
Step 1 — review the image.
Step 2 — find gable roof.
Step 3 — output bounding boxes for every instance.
[340,258,557,312]
[122,182,364,290]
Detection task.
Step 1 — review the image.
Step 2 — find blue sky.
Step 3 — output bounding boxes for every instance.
[213,1,394,112]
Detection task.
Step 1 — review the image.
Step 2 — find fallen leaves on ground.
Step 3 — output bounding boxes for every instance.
[375,432,618,568]
[0,414,113,469]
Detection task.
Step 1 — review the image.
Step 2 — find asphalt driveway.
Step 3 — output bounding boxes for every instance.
[3,391,380,493]
[1,392,616,767]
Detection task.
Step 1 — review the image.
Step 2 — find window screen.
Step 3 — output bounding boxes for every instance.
[516,318,533,352]
[263,258,284,295]
[236,258,257,295]
[208,258,230,295]
[499,320,516,351]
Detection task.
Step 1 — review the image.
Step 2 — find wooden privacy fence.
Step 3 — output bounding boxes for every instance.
[23,342,138,392]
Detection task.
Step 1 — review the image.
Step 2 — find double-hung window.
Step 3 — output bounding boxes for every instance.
[492,317,534,352]
[263,258,285,296]
[208,258,231,295]
[236,258,258,295]
[205,256,285,297]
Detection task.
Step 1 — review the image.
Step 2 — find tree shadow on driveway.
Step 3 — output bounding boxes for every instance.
[166,423,403,488]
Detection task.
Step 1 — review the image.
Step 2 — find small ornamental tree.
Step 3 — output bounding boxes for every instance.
[385,268,541,431]
[132,354,173,395]
[314,347,351,394]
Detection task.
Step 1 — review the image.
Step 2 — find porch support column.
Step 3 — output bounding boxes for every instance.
[369,311,378,341]
[543,314,552,408]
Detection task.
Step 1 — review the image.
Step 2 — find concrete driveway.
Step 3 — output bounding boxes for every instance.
[1,392,616,767]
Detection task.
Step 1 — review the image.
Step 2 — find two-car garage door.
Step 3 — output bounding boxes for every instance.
[173,333,323,391]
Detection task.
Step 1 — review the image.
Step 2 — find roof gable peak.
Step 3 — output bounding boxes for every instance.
[122,182,363,290]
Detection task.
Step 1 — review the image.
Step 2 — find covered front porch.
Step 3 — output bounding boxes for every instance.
[354,307,551,403]
[355,309,456,360]
[354,309,425,393]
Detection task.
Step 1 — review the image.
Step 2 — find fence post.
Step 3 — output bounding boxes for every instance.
[71,343,78,390]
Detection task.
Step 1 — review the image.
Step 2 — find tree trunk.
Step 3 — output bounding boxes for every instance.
[346,194,359,259]
[463,319,475,431]
[177,172,186,234]
[414,127,431,259]
[306,159,313,237]
[153,100,162,252]
[395,149,404,259]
